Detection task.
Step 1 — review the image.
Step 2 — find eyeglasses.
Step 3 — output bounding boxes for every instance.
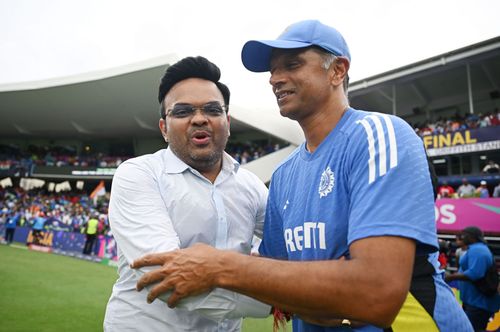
[166,102,228,119]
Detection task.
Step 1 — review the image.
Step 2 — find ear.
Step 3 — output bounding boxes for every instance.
[227,113,231,136]
[159,118,168,143]
[331,57,350,86]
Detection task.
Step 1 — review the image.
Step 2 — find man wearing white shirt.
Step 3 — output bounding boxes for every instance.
[457,178,475,198]
[494,182,500,198]
[103,56,271,331]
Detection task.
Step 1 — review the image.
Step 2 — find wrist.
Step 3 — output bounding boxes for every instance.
[216,250,241,288]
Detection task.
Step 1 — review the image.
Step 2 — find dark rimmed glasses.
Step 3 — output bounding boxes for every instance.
[166,102,228,119]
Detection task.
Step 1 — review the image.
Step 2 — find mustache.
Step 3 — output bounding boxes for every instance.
[189,128,212,137]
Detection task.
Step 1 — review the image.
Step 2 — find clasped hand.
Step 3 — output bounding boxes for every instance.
[131,243,222,307]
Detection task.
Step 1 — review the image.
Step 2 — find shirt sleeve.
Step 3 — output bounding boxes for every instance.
[462,247,491,280]
[158,289,271,320]
[252,178,268,240]
[110,158,270,320]
[109,159,180,263]
[346,114,438,253]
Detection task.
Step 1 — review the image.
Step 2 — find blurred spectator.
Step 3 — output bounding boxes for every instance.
[493,182,500,198]
[437,181,455,198]
[438,239,449,270]
[71,213,85,233]
[491,108,500,126]
[454,234,467,269]
[30,211,47,245]
[475,181,490,198]
[4,207,20,244]
[445,226,500,330]
[482,160,500,174]
[82,214,99,255]
[97,214,109,236]
[457,178,476,198]
[478,113,491,128]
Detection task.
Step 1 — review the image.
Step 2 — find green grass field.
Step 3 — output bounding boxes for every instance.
[0,244,281,332]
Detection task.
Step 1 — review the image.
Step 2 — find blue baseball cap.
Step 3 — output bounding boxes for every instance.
[241,20,350,72]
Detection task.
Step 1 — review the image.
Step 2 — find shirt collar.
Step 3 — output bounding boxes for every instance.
[164,146,240,175]
[221,150,240,174]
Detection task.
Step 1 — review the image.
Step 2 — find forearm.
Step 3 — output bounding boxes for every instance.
[217,250,408,326]
[446,272,470,282]
[133,237,415,327]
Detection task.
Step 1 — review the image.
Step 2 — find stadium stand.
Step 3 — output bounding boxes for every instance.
[413,109,499,136]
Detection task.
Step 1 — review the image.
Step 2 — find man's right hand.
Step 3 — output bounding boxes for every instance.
[131,243,226,307]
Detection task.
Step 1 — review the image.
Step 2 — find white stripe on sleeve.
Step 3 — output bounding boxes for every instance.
[367,115,387,176]
[356,119,376,184]
[381,114,398,169]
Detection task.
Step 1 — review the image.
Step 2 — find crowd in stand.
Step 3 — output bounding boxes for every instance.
[226,141,285,164]
[412,108,500,137]
[0,186,110,244]
[33,153,129,168]
[0,145,132,176]
[0,140,287,175]
[438,175,500,199]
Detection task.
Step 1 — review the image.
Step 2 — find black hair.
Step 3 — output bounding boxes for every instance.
[157,56,230,118]
[462,226,485,243]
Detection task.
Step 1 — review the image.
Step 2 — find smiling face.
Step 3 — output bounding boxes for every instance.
[159,78,230,175]
[268,48,337,121]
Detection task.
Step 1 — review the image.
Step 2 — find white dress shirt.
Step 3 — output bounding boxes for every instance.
[104,147,271,332]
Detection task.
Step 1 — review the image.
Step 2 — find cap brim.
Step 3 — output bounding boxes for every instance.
[241,40,313,72]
